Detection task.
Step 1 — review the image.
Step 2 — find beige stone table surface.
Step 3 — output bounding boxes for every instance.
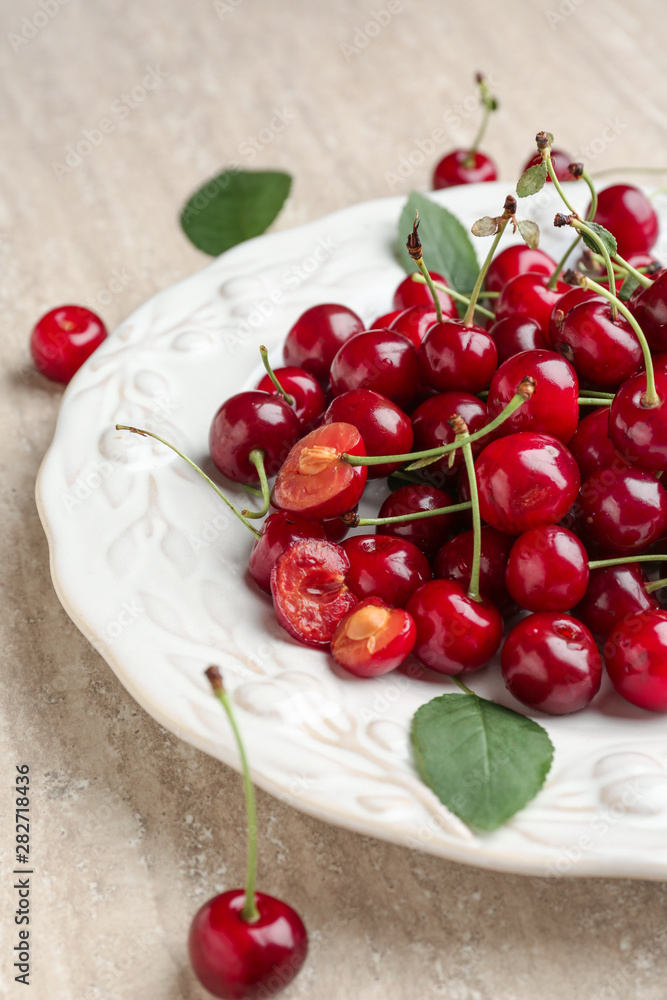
[2,1,667,997]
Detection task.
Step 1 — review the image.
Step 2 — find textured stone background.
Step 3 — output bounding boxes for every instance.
[2,1,667,997]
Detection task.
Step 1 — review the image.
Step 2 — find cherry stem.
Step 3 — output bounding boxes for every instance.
[454,418,482,602]
[415,259,443,323]
[548,167,597,291]
[464,198,515,326]
[578,398,611,406]
[259,346,294,405]
[588,554,667,571]
[464,74,496,167]
[579,390,615,399]
[205,667,260,924]
[612,253,653,290]
[646,576,667,595]
[543,142,577,215]
[451,675,475,695]
[242,450,270,519]
[114,425,261,538]
[411,274,496,320]
[566,218,618,318]
[355,500,472,527]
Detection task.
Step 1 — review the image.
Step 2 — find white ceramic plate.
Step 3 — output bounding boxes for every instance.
[37,182,667,880]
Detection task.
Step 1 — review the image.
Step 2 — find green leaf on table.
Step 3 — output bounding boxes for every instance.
[397,191,480,294]
[516,162,547,198]
[180,169,292,255]
[411,693,554,832]
[517,219,540,250]
[579,221,618,260]
[618,272,641,301]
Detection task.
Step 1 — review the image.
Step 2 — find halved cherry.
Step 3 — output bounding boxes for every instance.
[271,422,367,520]
[270,538,357,648]
[331,597,416,677]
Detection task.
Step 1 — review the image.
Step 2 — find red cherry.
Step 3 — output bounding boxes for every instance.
[495,273,568,335]
[631,268,667,352]
[486,349,579,443]
[547,287,601,348]
[189,889,308,1000]
[484,245,557,295]
[392,271,453,312]
[521,148,574,183]
[433,525,516,614]
[375,483,460,558]
[389,305,448,349]
[323,389,413,479]
[573,563,658,641]
[270,538,356,647]
[271,422,367,520]
[489,316,548,365]
[248,512,326,593]
[604,609,667,711]
[406,579,503,674]
[418,320,498,395]
[567,406,628,482]
[501,613,601,715]
[210,391,301,485]
[589,184,659,257]
[282,304,364,383]
[256,366,325,430]
[370,309,403,329]
[321,512,354,543]
[608,369,667,470]
[330,329,419,409]
[432,149,497,189]
[475,432,580,535]
[411,391,488,484]
[331,597,416,677]
[30,305,107,383]
[341,534,431,607]
[551,299,643,391]
[505,525,589,612]
[579,464,667,555]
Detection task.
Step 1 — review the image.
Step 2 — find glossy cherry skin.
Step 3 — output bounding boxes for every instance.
[432,149,497,189]
[608,369,667,470]
[406,579,503,674]
[283,303,364,383]
[256,366,325,430]
[418,320,498,395]
[210,391,301,485]
[489,316,548,365]
[433,525,515,614]
[604,609,667,711]
[330,329,419,409]
[572,563,658,641]
[486,349,579,443]
[188,889,308,1000]
[30,305,107,383]
[331,597,416,677]
[248,512,326,593]
[370,309,403,329]
[632,268,667,352]
[392,270,454,312]
[271,538,356,647]
[376,483,459,558]
[552,300,643,391]
[501,613,602,715]
[411,391,488,484]
[590,184,659,257]
[341,535,431,607]
[547,287,601,348]
[475,432,580,535]
[323,389,413,479]
[495,273,568,335]
[389,305,445,349]
[579,465,667,555]
[521,148,574,183]
[484,245,557,296]
[568,407,627,483]
[271,422,367,520]
[506,525,589,612]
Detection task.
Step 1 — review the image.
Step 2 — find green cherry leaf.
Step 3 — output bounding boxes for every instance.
[398,191,480,294]
[618,272,641,302]
[180,169,292,256]
[580,221,618,260]
[516,162,547,199]
[517,219,540,250]
[411,693,554,832]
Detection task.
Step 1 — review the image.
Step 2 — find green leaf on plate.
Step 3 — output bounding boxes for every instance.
[397,191,480,294]
[618,272,641,301]
[516,162,547,199]
[411,693,554,832]
[180,169,292,256]
[580,221,618,260]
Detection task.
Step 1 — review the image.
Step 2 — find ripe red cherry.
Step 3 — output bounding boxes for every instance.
[270,538,356,647]
[189,889,308,1000]
[484,245,557,295]
[389,305,449,349]
[370,309,403,329]
[341,535,431,607]
[590,184,659,257]
[501,613,602,715]
[406,579,503,674]
[489,316,548,365]
[579,465,667,555]
[631,268,667,352]
[418,320,498,395]
[486,349,579,443]
[608,369,667,470]
[567,406,628,483]
[392,271,453,312]
[547,287,601,347]
[411,391,488,484]
[505,525,589,612]
[331,597,416,677]
[432,150,497,189]
[521,148,574,182]
[604,609,667,711]
[30,305,107,383]
[282,304,364,383]
[256,366,325,430]
[551,300,643,391]
[433,525,515,614]
[330,329,419,409]
[495,273,568,335]
[573,564,658,641]
[271,422,367,520]
[376,483,460,558]
[323,389,413,479]
[209,391,301,485]
[248,512,326,593]
[475,432,580,535]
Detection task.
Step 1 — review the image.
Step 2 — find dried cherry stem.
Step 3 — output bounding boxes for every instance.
[411,274,496,320]
[114,425,261,538]
[555,215,618,318]
[464,195,516,326]
[588,554,667,571]
[342,378,535,468]
[463,73,497,168]
[451,414,482,602]
[548,163,597,290]
[406,214,444,323]
[645,577,667,595]
[563,272,659,407]
[259,345,294,405]
[242,450,270,519]
[205,667,260,924]
[349,500,472,528]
